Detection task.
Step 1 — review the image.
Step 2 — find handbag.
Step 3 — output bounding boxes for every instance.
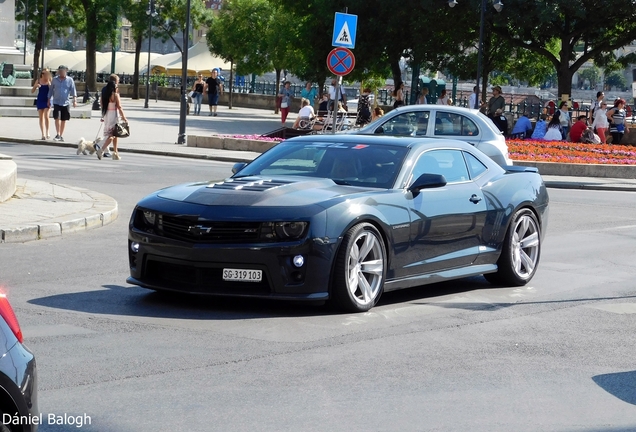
[281,101,289,108]
[114,121,130,138]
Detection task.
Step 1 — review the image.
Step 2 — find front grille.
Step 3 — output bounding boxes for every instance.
[208,178,295,192]
[144,259,271,295]
[158,216,261,243]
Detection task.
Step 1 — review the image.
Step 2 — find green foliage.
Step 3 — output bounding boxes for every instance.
[154,0,213,53]
[578,66,600,89]
[149,73,169,87]
[207,0,271,75]
[492,0,636,96]
[605,71,627,91]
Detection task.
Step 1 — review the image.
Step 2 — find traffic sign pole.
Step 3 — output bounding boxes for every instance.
[332,76,343,135]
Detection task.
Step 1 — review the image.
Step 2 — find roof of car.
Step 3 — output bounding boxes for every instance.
[392,104,482,114]
[283,133,474,150]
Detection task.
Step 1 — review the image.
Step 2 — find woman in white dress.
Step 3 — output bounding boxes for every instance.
[591,101,609,143]
[97,75,127,160]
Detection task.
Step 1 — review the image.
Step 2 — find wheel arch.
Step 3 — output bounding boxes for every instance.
[327,216,392,297]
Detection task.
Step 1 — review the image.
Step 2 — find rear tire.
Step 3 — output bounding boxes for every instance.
[485,208,541,286]
[332,223,386,312]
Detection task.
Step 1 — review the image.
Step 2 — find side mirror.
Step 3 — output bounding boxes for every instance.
[232,162,247,174]
[374,126,384,134]
[408,173,447,196]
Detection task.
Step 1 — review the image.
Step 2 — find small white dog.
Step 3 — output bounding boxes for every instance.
[76,137,102,155]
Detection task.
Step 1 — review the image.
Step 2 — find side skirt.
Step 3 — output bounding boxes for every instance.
[384,264,498,292]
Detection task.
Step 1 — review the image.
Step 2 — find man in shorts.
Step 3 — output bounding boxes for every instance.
[48,65,77,141]
[204,69,223,116]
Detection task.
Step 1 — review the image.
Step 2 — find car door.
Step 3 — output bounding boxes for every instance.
[372,110,431,136]
[433,110,481,143]
[403,149,488,275]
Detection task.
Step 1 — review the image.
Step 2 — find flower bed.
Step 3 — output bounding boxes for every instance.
[507,139,636,165]
[222,134,282,142]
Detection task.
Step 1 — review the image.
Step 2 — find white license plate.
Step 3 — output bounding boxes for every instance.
[222,268,262,283]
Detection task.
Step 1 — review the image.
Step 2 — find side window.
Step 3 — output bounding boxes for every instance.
[434,112,480,137]
[410,150,470,185]
[464,151,488,179]
[375,111,430,136]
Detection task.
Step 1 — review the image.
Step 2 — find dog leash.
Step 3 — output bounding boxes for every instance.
[94,122,103,143]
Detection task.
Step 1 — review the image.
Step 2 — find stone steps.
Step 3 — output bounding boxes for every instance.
[0,96,35,107]
[0,86,34,97]
[0,104,93,118]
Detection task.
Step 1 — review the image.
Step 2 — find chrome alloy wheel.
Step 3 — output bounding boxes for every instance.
[510,213,540,280]
[345,230,384,306]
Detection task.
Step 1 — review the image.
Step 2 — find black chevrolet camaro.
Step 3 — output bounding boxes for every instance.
[127,135,549,312]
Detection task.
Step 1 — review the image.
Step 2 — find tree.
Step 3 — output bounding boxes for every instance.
[77,0,123,91]
[264,4,303,110]
[17,0,80,81]
[122,0,149,99]
[207,0,273,108]
[493,0,636,97]
[578,66,600,90]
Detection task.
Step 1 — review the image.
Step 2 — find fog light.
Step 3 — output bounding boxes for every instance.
[131,242,140,253]
[292,255,304,268]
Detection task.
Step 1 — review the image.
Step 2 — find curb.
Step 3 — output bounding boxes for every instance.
[0,182,119,244]
[543,181,636,192]
[0,137,255,163]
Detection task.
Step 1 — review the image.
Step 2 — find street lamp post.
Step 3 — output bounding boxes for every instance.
[177,0,191,144]
[144,0,157,109]
[21,0,28,64]
[449,0,503,108]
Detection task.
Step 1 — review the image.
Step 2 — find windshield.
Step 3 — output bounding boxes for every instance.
[234,141,409,189]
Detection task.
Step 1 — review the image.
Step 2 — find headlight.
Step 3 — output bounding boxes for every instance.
[143,211,156,226]
[274,222,308,240]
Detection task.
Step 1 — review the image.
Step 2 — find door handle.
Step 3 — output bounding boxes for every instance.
[469,194,482,204]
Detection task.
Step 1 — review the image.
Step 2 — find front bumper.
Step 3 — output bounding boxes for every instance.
[127,230,338,301]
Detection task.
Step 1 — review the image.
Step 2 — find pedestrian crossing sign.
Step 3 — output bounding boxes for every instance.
[332,12,357,49]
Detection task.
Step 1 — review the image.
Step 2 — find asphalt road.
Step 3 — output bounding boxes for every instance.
[1,143,635,432]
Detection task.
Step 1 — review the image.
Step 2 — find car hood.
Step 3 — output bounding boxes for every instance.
[156,176,380,207]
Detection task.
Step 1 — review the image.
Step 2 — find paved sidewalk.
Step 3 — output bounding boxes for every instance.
[0,178,118,243]
[1,98,635,243]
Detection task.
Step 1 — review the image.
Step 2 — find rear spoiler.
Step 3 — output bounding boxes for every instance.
[505,165,539,174]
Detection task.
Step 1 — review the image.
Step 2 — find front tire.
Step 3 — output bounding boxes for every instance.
[485,208,541,286]
[332,223,387,312]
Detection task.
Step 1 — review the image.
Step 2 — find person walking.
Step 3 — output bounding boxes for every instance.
[47,65,77,142]
[469,86,480,109]
[32,68,51,140]
[204,69,223,116]
[591,101,609,143]
[417,87,429,104]
[606,98,630,144]
[279,81,293,125]
[191,73,205,115]
[558,101,571,140]
[356,87,372,126]
[96,76,127,161]
[483,85,505,117]
[589,91,604,121]
[437,89,451,105]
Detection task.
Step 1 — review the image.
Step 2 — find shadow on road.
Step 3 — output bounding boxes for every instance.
[592,370,636,406]
[26,277,495,320]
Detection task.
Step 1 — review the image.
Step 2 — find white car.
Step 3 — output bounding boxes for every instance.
[351,105,512,167]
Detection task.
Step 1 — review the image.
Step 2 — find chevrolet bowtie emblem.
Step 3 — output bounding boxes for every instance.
[188,224,213,235]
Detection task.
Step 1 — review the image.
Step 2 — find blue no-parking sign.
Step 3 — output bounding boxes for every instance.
[332,12,358,49]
